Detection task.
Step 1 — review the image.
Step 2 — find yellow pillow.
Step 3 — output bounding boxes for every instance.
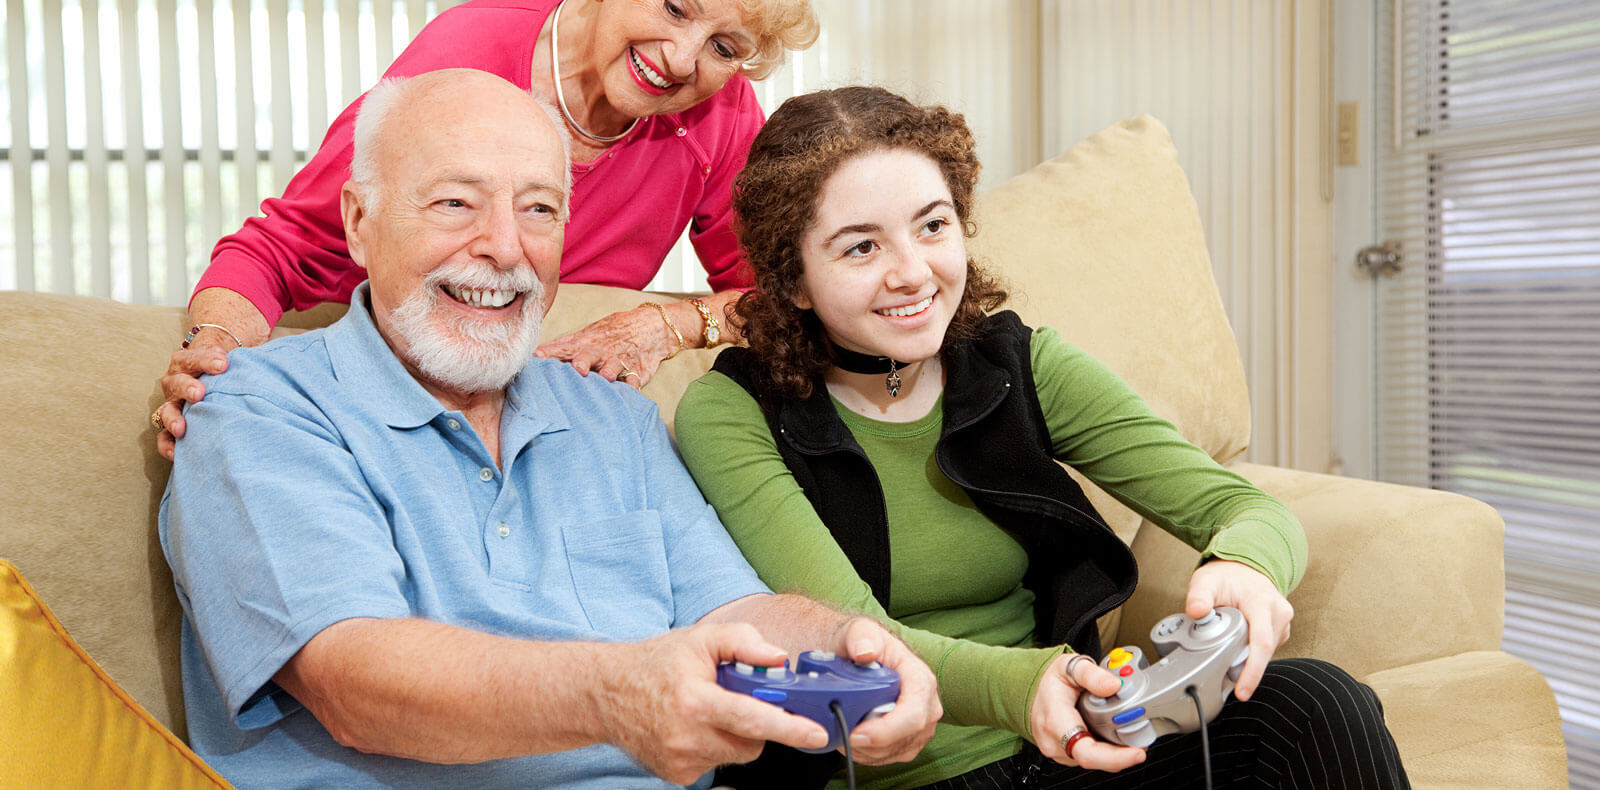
[0,559,233,789]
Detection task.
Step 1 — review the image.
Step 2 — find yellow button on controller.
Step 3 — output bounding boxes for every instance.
[1107,648,1132,669]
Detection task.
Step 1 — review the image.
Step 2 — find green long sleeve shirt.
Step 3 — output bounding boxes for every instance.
[674,327,1307,789]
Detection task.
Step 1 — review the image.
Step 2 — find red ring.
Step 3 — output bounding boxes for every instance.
[1063,728,1092,759]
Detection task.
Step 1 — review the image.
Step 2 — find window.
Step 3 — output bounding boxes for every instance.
[1,0,457,302]
[1377,1,1600,784]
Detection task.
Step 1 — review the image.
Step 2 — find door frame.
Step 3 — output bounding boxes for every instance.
[1330,0,1380,480]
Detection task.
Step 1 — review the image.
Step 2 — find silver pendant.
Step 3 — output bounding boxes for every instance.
[886,361,902,398]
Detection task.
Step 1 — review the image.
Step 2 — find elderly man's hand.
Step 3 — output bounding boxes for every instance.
[598,622,830,785]
[830,617,941,765]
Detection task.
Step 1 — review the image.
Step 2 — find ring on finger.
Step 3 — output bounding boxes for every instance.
[151,408,166,432]
[617,365,636,379]
[1064,653,1094,685]
[1061,725,1091,760]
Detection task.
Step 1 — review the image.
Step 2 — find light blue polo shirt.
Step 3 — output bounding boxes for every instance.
[160,283,769,789]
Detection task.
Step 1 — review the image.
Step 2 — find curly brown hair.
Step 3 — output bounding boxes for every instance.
[731,85,1007,399]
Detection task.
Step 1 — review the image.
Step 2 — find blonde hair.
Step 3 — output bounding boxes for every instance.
[737,0,819,80]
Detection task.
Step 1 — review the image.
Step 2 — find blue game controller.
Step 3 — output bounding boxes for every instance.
[1076,607,1251,747]
[716,650,900,754]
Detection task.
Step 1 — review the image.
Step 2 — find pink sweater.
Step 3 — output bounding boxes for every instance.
[197,0,763,326]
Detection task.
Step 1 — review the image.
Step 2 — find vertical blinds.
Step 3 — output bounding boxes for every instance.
[1376,1,1600,785]
[0,0,457,303]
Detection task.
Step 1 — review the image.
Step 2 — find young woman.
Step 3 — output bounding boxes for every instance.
[154,0,819,459]
[676,86,1409,790]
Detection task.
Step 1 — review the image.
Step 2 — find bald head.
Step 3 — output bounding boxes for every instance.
[349,69,571,217]
[338,68,572,398]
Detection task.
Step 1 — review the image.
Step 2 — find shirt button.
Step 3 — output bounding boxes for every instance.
[675,126,687,137]
[478,467,494,482]
[447,419,461,430]
[497,523,510,538]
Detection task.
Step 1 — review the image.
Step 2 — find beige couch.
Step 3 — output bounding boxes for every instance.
[0,117,1569,787]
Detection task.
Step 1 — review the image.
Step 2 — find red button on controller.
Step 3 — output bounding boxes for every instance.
[1119,665,1134,677]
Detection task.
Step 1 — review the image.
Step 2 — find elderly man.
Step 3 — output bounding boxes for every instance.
[160,69,938,789]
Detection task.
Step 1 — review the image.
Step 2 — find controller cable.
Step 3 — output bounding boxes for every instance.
[830,701,858,790]
[1185,685,1214,790]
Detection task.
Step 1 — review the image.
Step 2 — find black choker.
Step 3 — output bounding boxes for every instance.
[831,344,911,398]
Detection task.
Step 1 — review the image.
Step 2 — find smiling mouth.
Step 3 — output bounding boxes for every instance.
[876,294,935,318]
[442,284,521,309]
[628,48,675,90]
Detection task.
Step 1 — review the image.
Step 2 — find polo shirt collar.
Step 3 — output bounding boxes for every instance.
[325,282,455,430]
[324,282,573,438]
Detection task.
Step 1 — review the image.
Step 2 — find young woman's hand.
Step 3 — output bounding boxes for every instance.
[1028,652,1147,772]
[1184,559,1295,700]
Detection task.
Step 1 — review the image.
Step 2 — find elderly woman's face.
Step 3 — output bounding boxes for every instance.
[591,0,759,119]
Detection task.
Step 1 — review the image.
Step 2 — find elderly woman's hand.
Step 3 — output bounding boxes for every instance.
[155,336,234,460]
[1183,559,1295,701]
[535,303,684,389]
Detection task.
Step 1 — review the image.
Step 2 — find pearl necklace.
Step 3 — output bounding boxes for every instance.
[550,0,639,144]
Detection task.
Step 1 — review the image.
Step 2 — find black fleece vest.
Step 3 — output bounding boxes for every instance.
[712,310,1137,657]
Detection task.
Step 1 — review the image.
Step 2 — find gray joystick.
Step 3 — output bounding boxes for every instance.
[1076,607,1249,748]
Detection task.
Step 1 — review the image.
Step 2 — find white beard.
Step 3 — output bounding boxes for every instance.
[387,262,545,394]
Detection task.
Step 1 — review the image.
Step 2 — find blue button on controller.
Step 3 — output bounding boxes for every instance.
[753,688,788,704]
[1112,707,1146,725]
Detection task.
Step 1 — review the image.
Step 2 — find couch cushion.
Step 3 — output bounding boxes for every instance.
[0,560,232,788]
[0,290,191,735]
[1363,650,1568,789]
[968,115,1250,469]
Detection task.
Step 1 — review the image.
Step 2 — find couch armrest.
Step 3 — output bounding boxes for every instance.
[1117,462,1505,677]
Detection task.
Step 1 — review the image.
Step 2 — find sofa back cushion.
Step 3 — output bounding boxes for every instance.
[967,116,1251,560]
[968,116,1251,466]
[0,290,193,735]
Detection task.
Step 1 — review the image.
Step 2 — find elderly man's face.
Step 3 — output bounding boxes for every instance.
[349,75,567,394]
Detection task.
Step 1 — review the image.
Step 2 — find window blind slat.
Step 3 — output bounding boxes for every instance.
[196,0,221,269]
[232,0,256,231]
[83,0,110,298]
[43,0,71,293]
[268,0,293,194]
[9,0,34,292]
[158,0,185,304]
[118,0,149,303]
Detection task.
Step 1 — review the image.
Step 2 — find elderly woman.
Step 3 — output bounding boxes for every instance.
[154,0,816,458]
[677,86,1410,789]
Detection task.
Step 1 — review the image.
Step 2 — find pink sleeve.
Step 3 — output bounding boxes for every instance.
[197,103,364,326]
[689,77,765,292]
[195,1,543,325]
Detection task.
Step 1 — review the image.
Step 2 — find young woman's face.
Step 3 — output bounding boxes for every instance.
[587,0,758,119]
[793,148,967,364]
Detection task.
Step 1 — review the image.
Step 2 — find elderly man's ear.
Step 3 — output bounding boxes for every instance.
[340,180,370,270]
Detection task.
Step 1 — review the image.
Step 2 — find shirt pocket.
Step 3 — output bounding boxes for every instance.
[560,510,674,640]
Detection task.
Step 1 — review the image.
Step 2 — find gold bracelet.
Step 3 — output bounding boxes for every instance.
[687,297,721,348]
[182,323,244,349]
[641,302,684,360]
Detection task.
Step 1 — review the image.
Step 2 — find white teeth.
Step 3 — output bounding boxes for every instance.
[877,295,933,318]
[444,285,517,309]
[630,48,673,89]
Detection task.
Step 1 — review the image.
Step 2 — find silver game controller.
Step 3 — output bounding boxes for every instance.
[1076,607,1250,747]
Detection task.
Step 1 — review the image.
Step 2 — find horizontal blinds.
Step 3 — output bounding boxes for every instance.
[1377,1,1600,785]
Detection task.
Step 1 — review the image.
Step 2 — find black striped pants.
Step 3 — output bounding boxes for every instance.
[916,659,1409,790]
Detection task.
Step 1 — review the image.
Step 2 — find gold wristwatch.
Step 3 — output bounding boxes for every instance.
[687,298,721,347]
